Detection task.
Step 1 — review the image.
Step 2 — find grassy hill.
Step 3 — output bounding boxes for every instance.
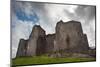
[12,56,96,66]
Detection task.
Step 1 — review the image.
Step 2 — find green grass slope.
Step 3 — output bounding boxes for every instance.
[12,56,96,66]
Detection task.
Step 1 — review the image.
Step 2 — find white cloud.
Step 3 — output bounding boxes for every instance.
[38,4,78,34]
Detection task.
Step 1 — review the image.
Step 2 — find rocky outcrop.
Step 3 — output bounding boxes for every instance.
[16,20,90,57]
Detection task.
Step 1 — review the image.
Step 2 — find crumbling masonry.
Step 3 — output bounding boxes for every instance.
[16,20,89,57]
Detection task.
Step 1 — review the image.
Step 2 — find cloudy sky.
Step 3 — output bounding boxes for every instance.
[11,1,96,58]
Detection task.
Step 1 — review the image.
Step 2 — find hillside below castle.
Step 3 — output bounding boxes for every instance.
[16,20,93,57]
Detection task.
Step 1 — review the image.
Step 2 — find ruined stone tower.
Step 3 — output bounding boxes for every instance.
[16,20,89,57]
[54,20,89,52]
[27,25,46,56]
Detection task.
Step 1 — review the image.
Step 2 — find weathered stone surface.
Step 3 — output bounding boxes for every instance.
[16,20,90,57]
[71,53,93,58]
[77,34,89,51]
[26,25,46,56]
[54,20,89,52]
[36,35,46,55]
[16,39,28,57]
[45,34,55,53]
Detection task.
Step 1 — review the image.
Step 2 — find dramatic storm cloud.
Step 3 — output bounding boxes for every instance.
[11,1,96,58]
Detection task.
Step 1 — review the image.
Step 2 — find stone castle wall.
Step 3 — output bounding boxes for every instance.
[45,34,55,53]
[16,39,28,57]
[26,25,46,56]
[54,20,89,52]
[16,20,89,57]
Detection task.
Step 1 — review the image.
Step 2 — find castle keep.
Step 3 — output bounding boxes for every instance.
[16,20,89,57]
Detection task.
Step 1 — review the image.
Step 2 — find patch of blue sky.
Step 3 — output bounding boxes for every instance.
[15,9,39,23]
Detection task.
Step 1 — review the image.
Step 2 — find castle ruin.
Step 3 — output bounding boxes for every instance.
[16,20,89,57]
